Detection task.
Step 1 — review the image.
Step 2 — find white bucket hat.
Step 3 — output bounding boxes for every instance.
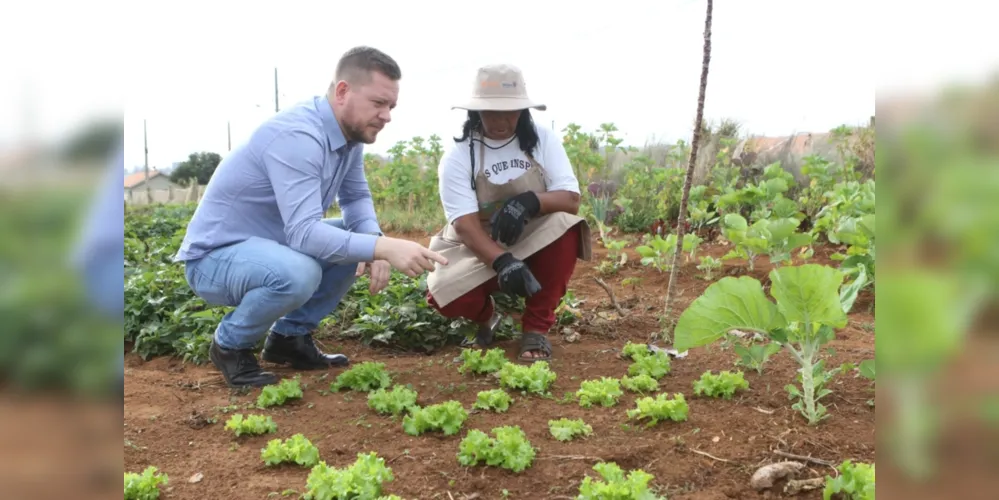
[452,63,547,112]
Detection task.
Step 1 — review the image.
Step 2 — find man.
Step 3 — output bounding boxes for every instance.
[174,46,447,388]
[73,141,125,398]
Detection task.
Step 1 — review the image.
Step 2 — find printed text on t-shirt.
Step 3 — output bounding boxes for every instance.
[484,158,532,179]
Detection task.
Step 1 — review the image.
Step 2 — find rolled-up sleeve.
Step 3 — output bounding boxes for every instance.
[262,130,379,263]
[337,148,383,235]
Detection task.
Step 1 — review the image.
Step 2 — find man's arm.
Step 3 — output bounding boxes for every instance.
[263,130,379,263]
[337,148,382,236]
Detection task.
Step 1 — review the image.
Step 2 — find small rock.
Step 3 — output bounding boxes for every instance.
[750,461,805,490]
[188,473,203,484]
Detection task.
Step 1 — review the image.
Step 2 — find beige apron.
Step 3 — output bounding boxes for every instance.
[426,136,593,307]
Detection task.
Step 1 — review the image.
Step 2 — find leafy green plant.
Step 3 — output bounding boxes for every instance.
[697,256,723,280]
[337,272,471,353]
[457,425,537,473]
[331,362,392,392]
[224,414,277,437]
[693,370,749,399]
[402,401,468,436]
[797,155,841,223]
[627,350,672,379]
[473,389,513,413]
[576,461,665,499]
[555,290,584,326]
[785,360,848,423]
[812,179,875,240]
[258,377,304,408]
[604,238,629,262]
[621,341,650,360]
[830,213,875,313]
[721,214,813,269]
[682,233,705,264]
[686,184,720,231]
[636,234,676,272]
[498,360,557,395]
[548,418,593,442]
[124,465,169,500]
[626,393,689,426]
[367,385,419,416]
[576,377,624,408]
[621,374,659,393]
[303,452,396,500]
[261,433,321,468]
[675,264,850,425]
[457,348,508,375]
[823,460,875,500]
[124,205,222,364]
[733,342,782,374]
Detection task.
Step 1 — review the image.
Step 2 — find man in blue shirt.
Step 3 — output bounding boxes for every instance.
[175,46,447,387]
[74,141,125,398]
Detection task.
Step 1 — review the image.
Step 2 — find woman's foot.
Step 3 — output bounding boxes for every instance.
[517,332,552,362]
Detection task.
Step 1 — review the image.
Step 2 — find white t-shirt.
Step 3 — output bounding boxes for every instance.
[438,123,581,224]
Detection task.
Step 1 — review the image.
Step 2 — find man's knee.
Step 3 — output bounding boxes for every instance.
[265,254,323,306]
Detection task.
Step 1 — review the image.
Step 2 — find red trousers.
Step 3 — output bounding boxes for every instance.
[427,224,581,333]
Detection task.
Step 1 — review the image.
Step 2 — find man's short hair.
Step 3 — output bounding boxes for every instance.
[334,46,402,86]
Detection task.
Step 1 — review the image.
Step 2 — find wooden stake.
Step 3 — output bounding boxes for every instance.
[658,0,713,342]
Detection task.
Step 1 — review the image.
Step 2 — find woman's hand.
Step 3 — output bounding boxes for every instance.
[489,191,541,245]
[491,252,542,297]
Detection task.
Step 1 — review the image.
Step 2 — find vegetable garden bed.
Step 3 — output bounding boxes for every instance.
[124,228,875,499]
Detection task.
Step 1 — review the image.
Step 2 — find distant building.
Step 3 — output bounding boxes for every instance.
[124,169,181,198]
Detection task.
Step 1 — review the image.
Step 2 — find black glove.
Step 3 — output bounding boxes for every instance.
[491,252,542,298]
[489,191,541,246]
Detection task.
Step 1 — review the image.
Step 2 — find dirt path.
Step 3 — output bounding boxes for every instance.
[124,234,875,499]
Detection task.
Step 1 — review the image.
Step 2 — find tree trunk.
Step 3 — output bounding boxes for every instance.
[655,0,713,343]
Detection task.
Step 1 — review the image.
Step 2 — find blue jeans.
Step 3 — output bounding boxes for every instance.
[183,219,359,350]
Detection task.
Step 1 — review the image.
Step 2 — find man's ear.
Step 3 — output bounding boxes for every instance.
[333,80,350,104]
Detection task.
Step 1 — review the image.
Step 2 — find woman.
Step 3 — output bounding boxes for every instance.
[426,63,592,362]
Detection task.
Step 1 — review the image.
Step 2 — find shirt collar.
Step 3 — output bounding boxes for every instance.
[317,94,350,152]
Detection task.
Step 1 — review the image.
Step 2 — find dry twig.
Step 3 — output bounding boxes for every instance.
[539,454,604,461]
[773,450,835,467]
[592,277,626,316]
[691,448,735,464]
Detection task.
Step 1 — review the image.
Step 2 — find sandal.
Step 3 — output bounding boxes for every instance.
[517,332,553,363]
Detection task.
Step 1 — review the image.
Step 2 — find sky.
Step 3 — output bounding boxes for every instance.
[8,0,997,172]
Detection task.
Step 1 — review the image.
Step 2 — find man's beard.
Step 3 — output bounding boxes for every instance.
[343,121,376,144]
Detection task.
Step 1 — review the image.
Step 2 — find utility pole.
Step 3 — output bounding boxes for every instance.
[143,119,152,204]
[227,120,232,151]
[274,67,280,112]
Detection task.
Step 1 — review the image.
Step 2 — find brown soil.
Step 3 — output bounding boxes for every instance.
[124,232,875,499]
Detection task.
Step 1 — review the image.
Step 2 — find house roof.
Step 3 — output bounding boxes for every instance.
[124,169,163,188]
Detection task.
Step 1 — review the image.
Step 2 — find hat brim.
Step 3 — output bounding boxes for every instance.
[452,97,547,112]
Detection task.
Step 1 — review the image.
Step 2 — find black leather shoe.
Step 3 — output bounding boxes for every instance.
[261,332,349,370]
[209,339,279,388]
